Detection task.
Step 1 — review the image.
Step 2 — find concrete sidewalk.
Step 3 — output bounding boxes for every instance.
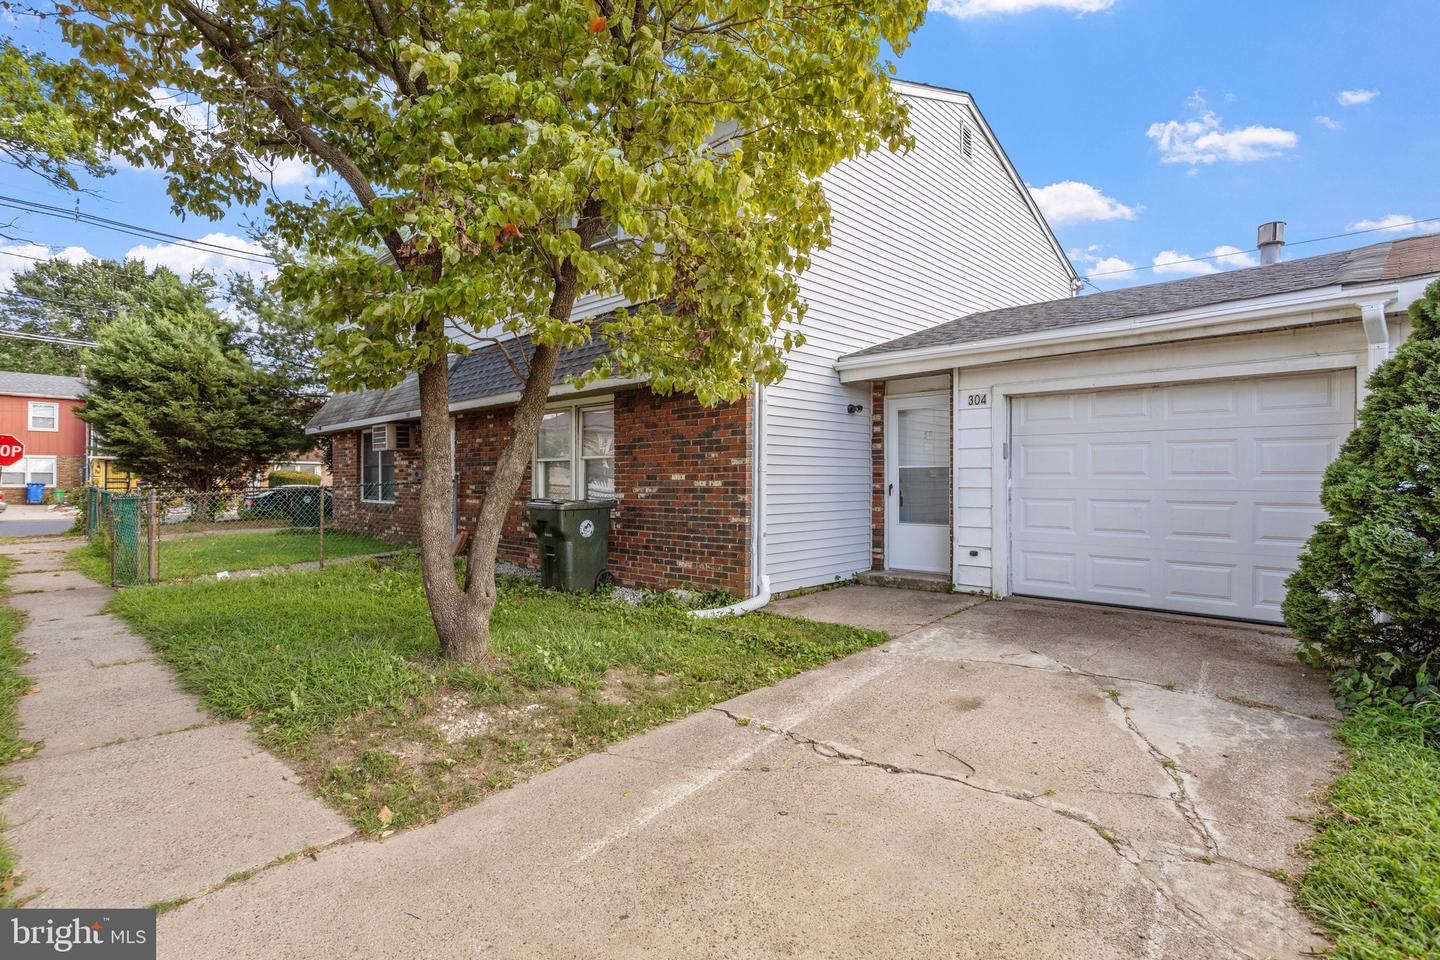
[0,537,350,908]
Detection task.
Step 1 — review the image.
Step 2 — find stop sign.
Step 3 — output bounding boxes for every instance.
[0,435,24,467]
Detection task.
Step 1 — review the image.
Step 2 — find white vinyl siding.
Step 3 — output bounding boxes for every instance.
[762,90,1074,592]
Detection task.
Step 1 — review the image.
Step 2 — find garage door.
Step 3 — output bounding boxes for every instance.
[1008,370,1354,622]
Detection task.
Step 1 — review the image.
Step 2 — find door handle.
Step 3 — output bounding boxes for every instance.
[888,483,894,496]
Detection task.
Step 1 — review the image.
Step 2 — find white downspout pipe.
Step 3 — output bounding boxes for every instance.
[691,382,771,618]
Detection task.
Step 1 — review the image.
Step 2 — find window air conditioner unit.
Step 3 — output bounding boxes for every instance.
[371,423,418,451]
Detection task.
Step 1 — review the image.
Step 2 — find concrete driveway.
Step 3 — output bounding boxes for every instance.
[157,588,1338,959]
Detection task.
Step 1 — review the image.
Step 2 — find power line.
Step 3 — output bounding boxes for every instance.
[0,290,118,314]
[0,194,276,267]
[0,328,96,347]
[1083,215,1440,281]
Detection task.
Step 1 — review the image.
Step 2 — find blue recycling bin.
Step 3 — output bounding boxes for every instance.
[26,482,46,504]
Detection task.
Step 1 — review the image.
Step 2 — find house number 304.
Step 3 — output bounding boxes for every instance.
[965,393,989,407]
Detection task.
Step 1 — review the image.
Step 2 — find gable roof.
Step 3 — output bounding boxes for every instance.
[0,371,86,400]
[892,79,1077,285]
[306,334,616,434]
[843,233,1440,361]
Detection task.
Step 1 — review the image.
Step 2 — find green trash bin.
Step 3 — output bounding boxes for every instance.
[527,499,615,592]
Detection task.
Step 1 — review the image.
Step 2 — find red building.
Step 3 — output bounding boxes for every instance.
[0,372,87,500]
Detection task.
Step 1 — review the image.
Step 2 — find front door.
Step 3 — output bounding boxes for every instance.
[886,393,950,573]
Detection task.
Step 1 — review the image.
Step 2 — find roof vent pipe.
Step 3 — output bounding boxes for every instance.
[1257,221,1286,265]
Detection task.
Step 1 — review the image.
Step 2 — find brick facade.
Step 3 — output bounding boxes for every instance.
[1,455,85,502]
[329,386,753,596]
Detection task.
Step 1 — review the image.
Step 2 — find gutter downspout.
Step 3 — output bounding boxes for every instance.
[691,381,771,619]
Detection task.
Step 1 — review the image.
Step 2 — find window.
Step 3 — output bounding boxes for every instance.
[534,401,616,501]
[1,456,57,487]
[27,402,59,432]
[360,429,396,503]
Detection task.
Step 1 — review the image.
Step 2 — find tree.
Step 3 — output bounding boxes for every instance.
[77,305,309,492]
[1284,280,1440,700]
[0,257,215,375]
[55,0,928,665]
[224,272,328,403]
[0,41,107,191]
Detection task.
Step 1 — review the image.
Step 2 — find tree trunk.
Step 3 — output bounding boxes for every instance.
[416,263,581,666]
[416,353,469,654]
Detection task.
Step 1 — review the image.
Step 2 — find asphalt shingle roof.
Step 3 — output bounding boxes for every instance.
[0,371,86,399]
[845,234,1440,360]
[306,333,615,433]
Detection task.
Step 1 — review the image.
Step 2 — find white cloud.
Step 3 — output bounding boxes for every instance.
[1069,246,1137,281]
[1088,255,1136,277]
[248,156,326,190]
[1347,214,1428,235]
[0,243,97,291]
[123,233,275,281]
[1147,105,1298,164]
[1314,115,1342,131]
[1337,89,1379,107]
[1030,181,1139,227]
[1152,244,1258,276]
[928,0,1114,18]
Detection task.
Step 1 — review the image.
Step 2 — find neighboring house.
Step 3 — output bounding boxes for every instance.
[839,230,1440,623]
[253,447,331,485]
[0,371,88,499]
[306,81,1077,597]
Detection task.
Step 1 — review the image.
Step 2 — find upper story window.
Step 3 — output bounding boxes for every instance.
[360,428,396,503]
[27,401,59,432]
[534,401,615,501]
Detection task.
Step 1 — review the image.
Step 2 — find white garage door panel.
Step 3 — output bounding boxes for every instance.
[1009,371,1353,622]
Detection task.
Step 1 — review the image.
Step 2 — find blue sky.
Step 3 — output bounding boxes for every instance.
[2,0,1437,293]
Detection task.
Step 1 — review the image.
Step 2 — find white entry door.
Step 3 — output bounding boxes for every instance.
[886,393,950,573]
[1008,370,1354,622]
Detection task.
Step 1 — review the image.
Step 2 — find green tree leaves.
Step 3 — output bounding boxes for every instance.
[50,0,928,403]
[0,41,107,190]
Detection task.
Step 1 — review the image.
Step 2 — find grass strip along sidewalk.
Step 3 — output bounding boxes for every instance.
[0,557,32,906]
[1298,703,1440,960]
[108,557,884,834]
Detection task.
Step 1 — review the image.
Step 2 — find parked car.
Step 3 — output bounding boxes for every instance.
[240,485,332,526]
[0,490,6,514]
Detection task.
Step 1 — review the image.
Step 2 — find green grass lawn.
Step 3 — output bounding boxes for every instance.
[0,556,34,906]
[1299,705,1440,959]
[108,557,883,833]
[69,529,394,583]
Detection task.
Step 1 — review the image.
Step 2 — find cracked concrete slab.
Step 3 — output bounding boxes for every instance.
[7,568,99,593]
[945,597,1340,721]
[768,584,984,635]
[150,586,1335,959]
[7,724,352,908]
[6,584,113,619]
[18,657,211,755]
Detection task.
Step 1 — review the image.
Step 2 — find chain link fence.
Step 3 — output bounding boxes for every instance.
[84,483,400,586]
